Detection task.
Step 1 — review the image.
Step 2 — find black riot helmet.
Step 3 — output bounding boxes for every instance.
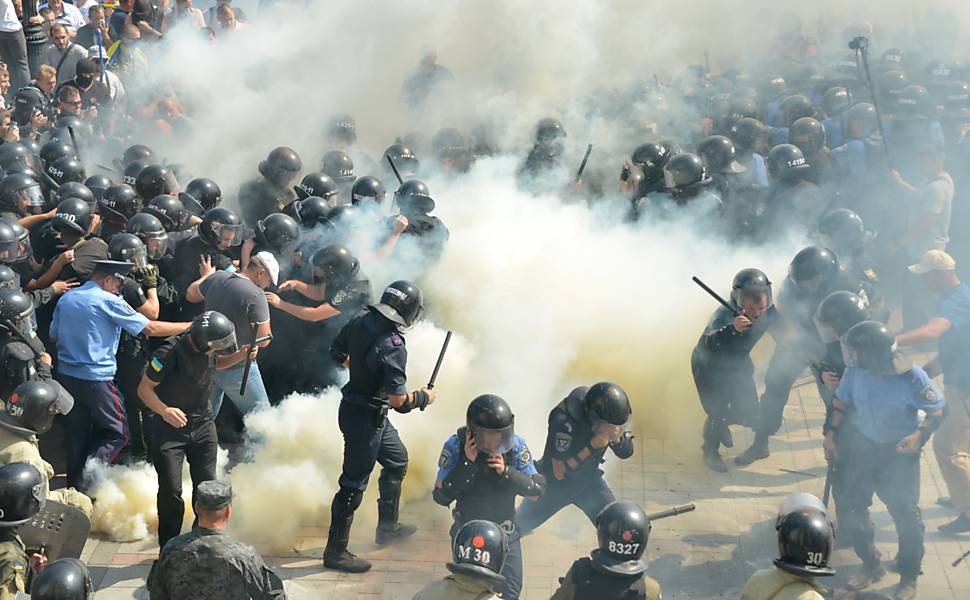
[0,462,45,528]
[189,310,238,356]
[125,213,169,260]
[0,265,15,290]
[294,172,338,201]
[323,204,356,233]
[817,208,874,255]
[107,233,149,270]
[99,184,139,224]
[432,127,467,162]
[182,177,222,213]
[728,97,759,122]
[788,118,826,155]
[584,382,632,435]
[696,135,745,174]
[663,153,711,195]
[592,501,649,575]
[83,174,111,200]
[144,195,187,232]
[942,81,970,118]
[351,176,385,207]
[134,164,177,200]
[321,150,354,184]
[0,219,31,264]
[788,246,839,294]
[395,179,435,216]
[731,268,772,309]
[122,159,150,187]
[259,146,303,186]
[843,320,909,375]
[118,144,155,169]
[814,291,869,343]
[0,142,30,171]
[446,520,508,585]
[630,142,672,177]
[373,280,424,328]
[0,172,44,215]
[42,157,86,194]
[0,380,73,436]
[761,74,788,100]
[896,84,933,119]
[39,141,74,170]
[776,492,828,529]
[384,144,420,177]
[881,48,904,68]
[255,213,301,253]
[198,207,245,249]
[775,509,835,578]
[878,70,909,104]
[730,117,767,153]
[466,395,515,455]
[285,196,331,228]
[310,244,359,285]
[29,558,93,600]
[536,117,566,142]
[822,86,852,118]
[327,113,357,146]
[844,102,879,138]
[51,197,93,236]
[778,94,815,127]
[0,288,34,338]
[766,144,810,182]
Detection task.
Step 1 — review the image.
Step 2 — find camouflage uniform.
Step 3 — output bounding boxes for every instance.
[0,530,27,600]
[147,527,286,600]
[0,426,92,517]
[412,573,500,600]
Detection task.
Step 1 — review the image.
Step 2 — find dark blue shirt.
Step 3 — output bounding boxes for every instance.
[938,282,970,390]
[837,365,945,443]
[436,434,538,481]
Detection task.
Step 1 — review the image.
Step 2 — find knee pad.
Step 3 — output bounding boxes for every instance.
[333,487,364,517]
[378,464,407,497]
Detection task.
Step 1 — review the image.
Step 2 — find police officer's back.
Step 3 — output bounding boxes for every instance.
[550,501,661,600]
[413,520,505,600]
[238,147,302,228]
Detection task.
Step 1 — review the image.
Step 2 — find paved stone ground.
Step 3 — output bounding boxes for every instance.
[64,373,970,599]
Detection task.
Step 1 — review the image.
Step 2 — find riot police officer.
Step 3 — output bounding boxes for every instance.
[0,288,52,399]
[323,281,436,573]
[0,172,47,229]
[817,209,876,278]
[180,178,222,215]
[263,244,370,399]
[238,147,302,228]
[620,142,672,213]
[433,395,544,599]
[762,144,826,239]
[518,117,567,187]
[413,520,506,600]
[637,153,720,220]
[0,462,47,600]
[788,117,832,185]
[171,208,245,320]
[29,558,93,600]
[350,176,385,209]
[394,180,449,265]
[97,184,140,241]
[292,172,339,204]
[729,117,769,187]
[516,382,634,535]
[740,506,834,600]
[550,501,662,600]
[691,269,777,471]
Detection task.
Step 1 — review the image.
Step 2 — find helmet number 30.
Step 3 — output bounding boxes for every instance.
[805,552,824,565]
[608,541,640,555]
[457,545,491,564]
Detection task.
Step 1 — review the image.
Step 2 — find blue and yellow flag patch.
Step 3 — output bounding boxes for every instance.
[150,358,164,372]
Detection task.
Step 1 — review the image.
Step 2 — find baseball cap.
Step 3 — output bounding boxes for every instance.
[908,250,956,274]
[195,480,232,511]
[87,46,109,60]
[252,251,279,286]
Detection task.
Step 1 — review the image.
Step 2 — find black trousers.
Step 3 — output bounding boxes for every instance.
[0,30,30,91]
[840,425,924,579]
[755,335,824,438]
[515,474,615,536]
[691,350,759,447]
[116,351,149,461]
[149,413,218,549]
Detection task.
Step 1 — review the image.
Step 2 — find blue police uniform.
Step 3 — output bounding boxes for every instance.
[50,280,149,488]
[326,306,411,555]
[434,428,544,600]
[822,117,844,150]
[938,283,970,391]
[748,153,769,188]
[836,365,944,580]
[515,387,634,536]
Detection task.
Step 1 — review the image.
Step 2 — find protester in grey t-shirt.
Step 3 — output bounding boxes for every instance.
[186,251,279,419]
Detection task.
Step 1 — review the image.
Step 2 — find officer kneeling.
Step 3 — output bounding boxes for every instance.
[550,500,661,600]
[741,496,834,600]
[413,520,507,600]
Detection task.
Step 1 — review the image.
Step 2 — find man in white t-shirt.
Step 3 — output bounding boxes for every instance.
[0,0,30,91]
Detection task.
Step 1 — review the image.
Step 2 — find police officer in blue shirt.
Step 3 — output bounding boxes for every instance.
[49,260,190,489]
[433,394,545,600]
[823,321,945,600]
[896,250,970,534]
[323,280,436,574]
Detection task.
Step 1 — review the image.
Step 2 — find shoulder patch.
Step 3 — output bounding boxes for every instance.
[438,448,451,468]
[518,446,532,465]
[863,267,878,282]
[150,357,164,373]
[390,334,404,347]
[555,432,572,452]
[922,385,938,403]
[331,291,346,306]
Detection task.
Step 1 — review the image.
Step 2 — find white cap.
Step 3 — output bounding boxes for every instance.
[252,251,279,286]
[908,250,957,274]
[87,46,109,60]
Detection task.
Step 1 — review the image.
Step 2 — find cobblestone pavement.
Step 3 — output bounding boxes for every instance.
[71,378,970,599]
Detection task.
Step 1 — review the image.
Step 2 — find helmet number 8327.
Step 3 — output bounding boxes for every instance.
[608,541,640,555]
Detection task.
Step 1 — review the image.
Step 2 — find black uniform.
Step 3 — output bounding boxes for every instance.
[552,558,658,600]
[515,387,634,535]
[144,333,219,549]
[237,178,297,229]
[0,327,50,399]
[398,215,450,266]
[115,276,152,461]
[171,236,236,321]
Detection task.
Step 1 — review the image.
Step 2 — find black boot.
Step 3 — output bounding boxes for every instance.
[323,516,371,573]
[702,443,728,472]
[375,498,416,546]
[701,419,728,472]
[735,433,770,466]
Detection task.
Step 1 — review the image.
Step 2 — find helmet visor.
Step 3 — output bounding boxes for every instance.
[130,248,149,271]
[841,342,859,369]
[592,419,629,443]
[813,314,839,344]
[663,168,677,190]
[212,222,245,248]
[208,331,238,356]
[19,184,45,214]
[471,424,515,455]
[791,270,824,294]
[0,234,30,263]
[141,231,169,259]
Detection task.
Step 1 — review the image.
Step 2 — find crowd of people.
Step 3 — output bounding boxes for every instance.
[0,2,959,599]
